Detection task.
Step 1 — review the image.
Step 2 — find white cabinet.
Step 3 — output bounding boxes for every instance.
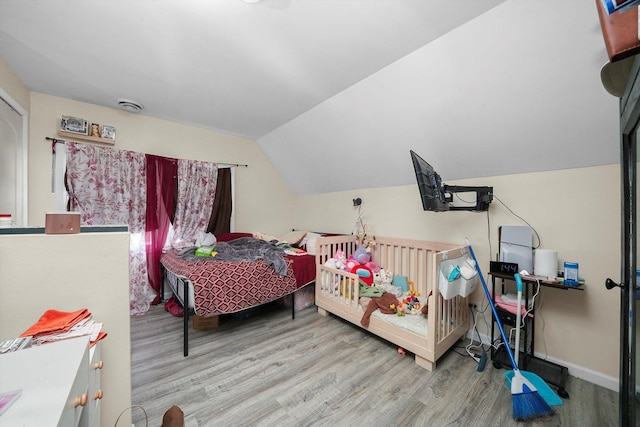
[0,336,100,427]
[0,230,131,426]
[81,342,103,427]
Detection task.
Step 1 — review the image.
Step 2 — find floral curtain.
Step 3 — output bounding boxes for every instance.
[65,141,155,315]
[171,159,218,249]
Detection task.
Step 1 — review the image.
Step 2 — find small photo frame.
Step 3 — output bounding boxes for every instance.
[60,115,88,135]
[100,125,116,141]
[89,123,101,138]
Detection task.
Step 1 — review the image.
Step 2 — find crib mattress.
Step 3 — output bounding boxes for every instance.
[160,249,315,317]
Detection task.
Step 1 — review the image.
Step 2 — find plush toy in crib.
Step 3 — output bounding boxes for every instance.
[352,264,374,286]
[334,249,347,270]
[353,245,370,264]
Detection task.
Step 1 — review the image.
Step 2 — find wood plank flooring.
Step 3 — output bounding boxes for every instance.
[130,303,618,426]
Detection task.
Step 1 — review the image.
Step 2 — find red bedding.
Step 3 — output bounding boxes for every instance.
[160,249,315,317]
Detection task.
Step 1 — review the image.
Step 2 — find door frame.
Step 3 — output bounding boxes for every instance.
[0,86,28,226]
[619,56,640,427]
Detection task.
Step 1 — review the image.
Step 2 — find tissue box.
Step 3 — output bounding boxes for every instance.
[195,245,215,257]
[45,212,80,234]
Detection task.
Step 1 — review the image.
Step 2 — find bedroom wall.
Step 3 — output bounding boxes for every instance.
[27,92,297,235]
[292,164,621,390]
[0,54,29,111]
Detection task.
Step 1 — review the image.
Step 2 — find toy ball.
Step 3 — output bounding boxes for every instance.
[353,265,374,286]
[353,246,370,264]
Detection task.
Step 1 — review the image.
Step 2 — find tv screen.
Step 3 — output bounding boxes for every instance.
[410,150,449,212]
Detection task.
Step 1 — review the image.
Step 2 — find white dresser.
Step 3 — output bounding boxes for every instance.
[0,336,103,427]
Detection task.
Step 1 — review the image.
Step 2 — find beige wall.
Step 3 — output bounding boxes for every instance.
[0,55,29,111]
[28,92,297,235]
[294,165,621,386]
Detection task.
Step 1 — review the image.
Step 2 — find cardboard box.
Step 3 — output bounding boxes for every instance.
[192,315,219,330]
[45,212,81,234]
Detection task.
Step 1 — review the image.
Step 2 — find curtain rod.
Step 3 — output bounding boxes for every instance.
[45,136,248,167]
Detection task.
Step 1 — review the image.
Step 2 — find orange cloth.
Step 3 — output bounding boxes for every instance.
[90,331,108,348]
[20,308,91,338]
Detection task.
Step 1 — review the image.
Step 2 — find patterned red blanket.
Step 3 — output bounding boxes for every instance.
[160,249,315,317]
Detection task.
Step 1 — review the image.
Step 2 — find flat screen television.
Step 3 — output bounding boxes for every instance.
[410,150,494,212]
[410,150,449,212]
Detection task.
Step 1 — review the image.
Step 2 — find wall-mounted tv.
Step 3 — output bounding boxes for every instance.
[410,150,449,212]
[410,150,493,212]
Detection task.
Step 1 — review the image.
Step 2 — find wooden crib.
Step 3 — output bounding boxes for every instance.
[315,235,471,371]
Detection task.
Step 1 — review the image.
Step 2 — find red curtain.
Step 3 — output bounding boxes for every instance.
[145,154,178,304]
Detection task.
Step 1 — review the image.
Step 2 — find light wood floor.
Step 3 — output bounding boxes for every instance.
[130,302,618,427]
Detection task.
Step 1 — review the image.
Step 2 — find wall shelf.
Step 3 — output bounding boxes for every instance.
[57,130,115,145]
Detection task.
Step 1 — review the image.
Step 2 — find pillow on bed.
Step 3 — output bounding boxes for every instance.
[215,232,253,242]
[300,231,322,246]
[280,230,307,246]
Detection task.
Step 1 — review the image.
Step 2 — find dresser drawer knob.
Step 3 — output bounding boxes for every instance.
[74,393,88,407]
[94,390,103,400]
[93,360,104,370]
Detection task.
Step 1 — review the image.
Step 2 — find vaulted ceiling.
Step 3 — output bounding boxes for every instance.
[0,0,618,195]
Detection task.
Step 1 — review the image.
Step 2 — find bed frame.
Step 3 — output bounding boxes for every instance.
[315,235,471,371]
[162,266,305,357]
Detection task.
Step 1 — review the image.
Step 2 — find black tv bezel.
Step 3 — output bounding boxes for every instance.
[410,150,449,212]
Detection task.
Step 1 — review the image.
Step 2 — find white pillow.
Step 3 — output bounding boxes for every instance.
[280,230,307,246]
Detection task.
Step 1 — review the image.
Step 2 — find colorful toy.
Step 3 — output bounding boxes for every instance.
[353,245,370,264]
[365,260,380,273]
[345,256,358,272]
[397,290,422,315]
[333,249,346,270]
[353,264,374,286]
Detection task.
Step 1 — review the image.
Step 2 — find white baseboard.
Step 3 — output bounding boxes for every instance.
[464,330,618,392]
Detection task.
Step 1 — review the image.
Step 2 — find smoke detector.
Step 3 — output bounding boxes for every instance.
[117,99,143,113]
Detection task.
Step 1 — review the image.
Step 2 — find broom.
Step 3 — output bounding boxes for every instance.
[504,274,562,406]
[466,239,553,421]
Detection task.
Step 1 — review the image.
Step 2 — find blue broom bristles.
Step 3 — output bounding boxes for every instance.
[512,390,555,421]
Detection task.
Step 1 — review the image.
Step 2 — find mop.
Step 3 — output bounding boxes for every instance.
[504,274,563,406]
[466,239,553,421]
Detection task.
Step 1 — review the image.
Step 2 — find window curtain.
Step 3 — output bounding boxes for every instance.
[145,154,178,305]
[207,167,232,235]
[65,141,155,315]
[171,159,218,249]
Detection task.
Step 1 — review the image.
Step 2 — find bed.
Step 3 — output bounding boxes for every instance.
[315,235,473,371]
[160,232,318,356]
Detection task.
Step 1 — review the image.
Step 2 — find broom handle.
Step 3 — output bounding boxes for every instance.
[466,239,518,371]
[514,274,523,368]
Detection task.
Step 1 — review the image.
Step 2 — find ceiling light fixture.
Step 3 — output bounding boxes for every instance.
[117,99,144,113]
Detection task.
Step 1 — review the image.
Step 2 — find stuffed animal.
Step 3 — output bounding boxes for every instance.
[334,249,347,270]
[352,264,373,286]
[353,245,370,264]
[324,258,337,269]
[345,256,358,272]
[365,260,380,273]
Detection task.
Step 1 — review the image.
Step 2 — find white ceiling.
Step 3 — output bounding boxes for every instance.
[0,0,620,195]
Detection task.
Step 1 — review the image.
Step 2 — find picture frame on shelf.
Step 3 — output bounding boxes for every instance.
[89,123,101,138]
[60,116,88,135]
[100,125,116,141]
